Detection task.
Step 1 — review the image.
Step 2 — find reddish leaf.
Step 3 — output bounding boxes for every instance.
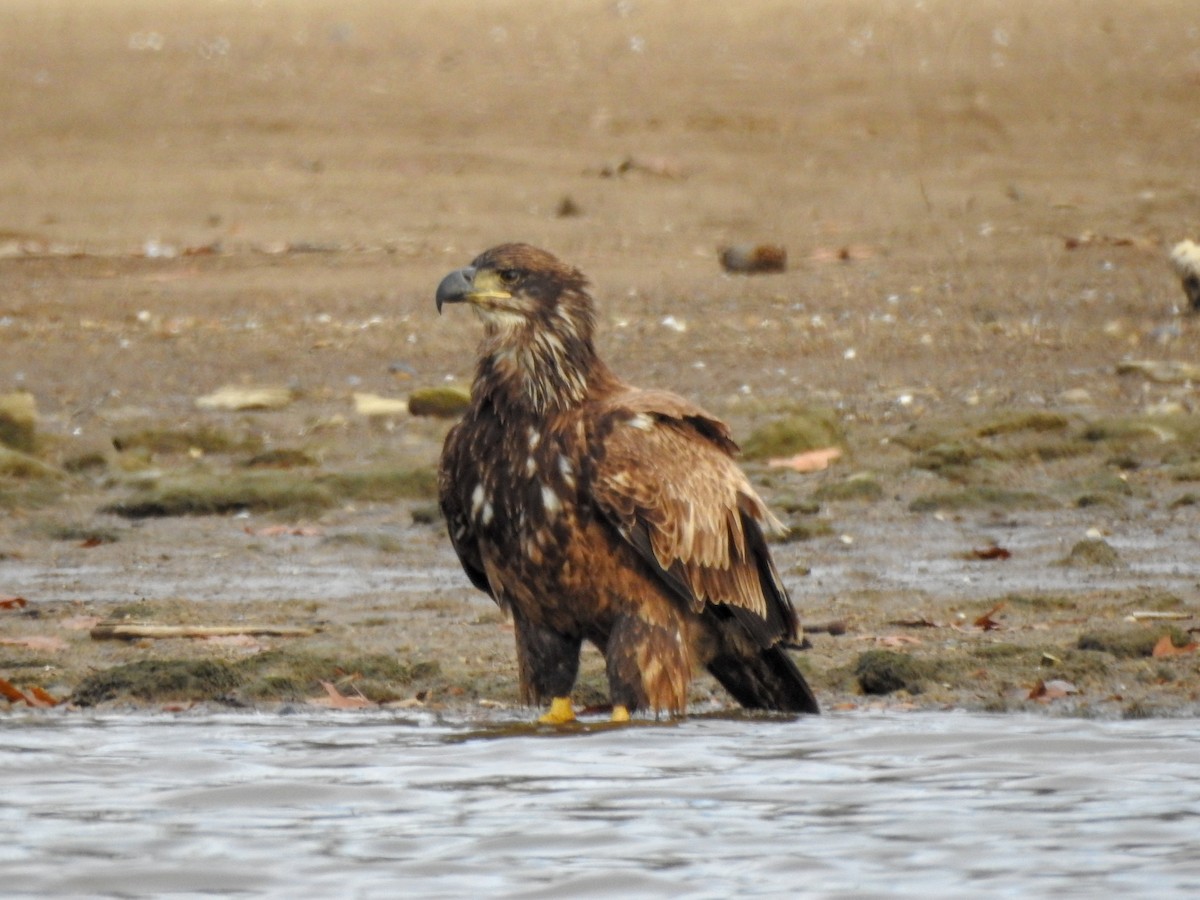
[974,602,1006,631]
[1151,635,1199,657]
[0,677,28,704]
[79,537,104,549]
[972,545,1012,560]
[0,597,28,610]
[26,686,61,707]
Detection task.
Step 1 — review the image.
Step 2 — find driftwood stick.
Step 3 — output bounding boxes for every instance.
[90,622,316,641]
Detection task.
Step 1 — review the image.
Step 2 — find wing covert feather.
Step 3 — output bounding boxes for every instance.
[590,390,795,643]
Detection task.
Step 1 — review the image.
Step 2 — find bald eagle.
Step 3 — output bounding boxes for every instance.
[436,244,819,722]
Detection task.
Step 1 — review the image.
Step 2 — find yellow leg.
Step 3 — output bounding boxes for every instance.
[538,696,576,725]
[610,705,631,723]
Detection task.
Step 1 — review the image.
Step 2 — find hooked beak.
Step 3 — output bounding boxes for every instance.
[435,265,516,314]
[435,266,475,314]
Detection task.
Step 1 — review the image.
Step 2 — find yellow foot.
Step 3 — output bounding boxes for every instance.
[537,696,576,725]
[610,705,631,723]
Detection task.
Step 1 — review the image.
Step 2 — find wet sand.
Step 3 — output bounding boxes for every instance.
[1,0,1198,716]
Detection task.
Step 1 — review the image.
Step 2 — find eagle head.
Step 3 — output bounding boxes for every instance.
[436,244,611,411]
[436,243,594,339]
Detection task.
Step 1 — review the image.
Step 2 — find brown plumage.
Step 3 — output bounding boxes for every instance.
[435,244,819,721]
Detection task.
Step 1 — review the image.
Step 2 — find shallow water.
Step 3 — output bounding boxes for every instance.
[2,711,1198,898]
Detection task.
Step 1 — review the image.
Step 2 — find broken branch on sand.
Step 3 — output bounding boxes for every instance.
[90,622,317,641]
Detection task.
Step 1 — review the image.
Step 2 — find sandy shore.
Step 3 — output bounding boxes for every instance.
[1,0,1198,716]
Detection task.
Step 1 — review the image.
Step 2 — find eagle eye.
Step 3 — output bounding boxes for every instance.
[497,268,521,286]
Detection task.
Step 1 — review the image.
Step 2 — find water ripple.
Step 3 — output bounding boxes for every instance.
[1,711,1198,897]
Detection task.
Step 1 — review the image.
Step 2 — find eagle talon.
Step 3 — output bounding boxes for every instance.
[610,705,631,723]
[538,696,576,725]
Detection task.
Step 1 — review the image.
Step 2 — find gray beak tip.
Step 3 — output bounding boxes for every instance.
[435,266,475,314]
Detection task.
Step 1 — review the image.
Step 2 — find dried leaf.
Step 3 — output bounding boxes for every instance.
[1029,678,1078,700]
[971,545,1012,561]
[311,680,373,709]
[767,447,842,473]
[1151,634,1199,657]
[0,597,28,610]
[974,602,1006,631]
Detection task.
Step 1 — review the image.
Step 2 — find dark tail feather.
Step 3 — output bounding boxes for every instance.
[707,645,820,715]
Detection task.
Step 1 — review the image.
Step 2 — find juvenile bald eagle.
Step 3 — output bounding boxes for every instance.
[436,244,819,722]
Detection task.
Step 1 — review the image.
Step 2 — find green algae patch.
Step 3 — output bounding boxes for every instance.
[911,441,985,474]
[1076,627,1191,659]
[1170,461,1200,482]
[320,467,438,502]
[812,472,883,503]
[976,410,1070,438]
[1056,538,1125,569]
[32,520,121,544]
[772,517,833,543]
[741,407,844,461]
[112,425,262,456]
[408,386,471,418]
[854,650,939,695]
[102,465,439,518]
[1000,593,1078,611]
[102,470,336,518]
[1061,471,1133,509]
[0,447,67,509]
[243,448,320,469]
[909,486,1058,513]
[0,446,65,481]
[71,659,241,706]
[235,650,441,703]
[0,392,38,453]
[1082,414,1200,455]
[61,451,110,474]
[67,650,444,706]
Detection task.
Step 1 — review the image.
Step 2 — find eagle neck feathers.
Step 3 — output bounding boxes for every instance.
[473,289,618,417]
